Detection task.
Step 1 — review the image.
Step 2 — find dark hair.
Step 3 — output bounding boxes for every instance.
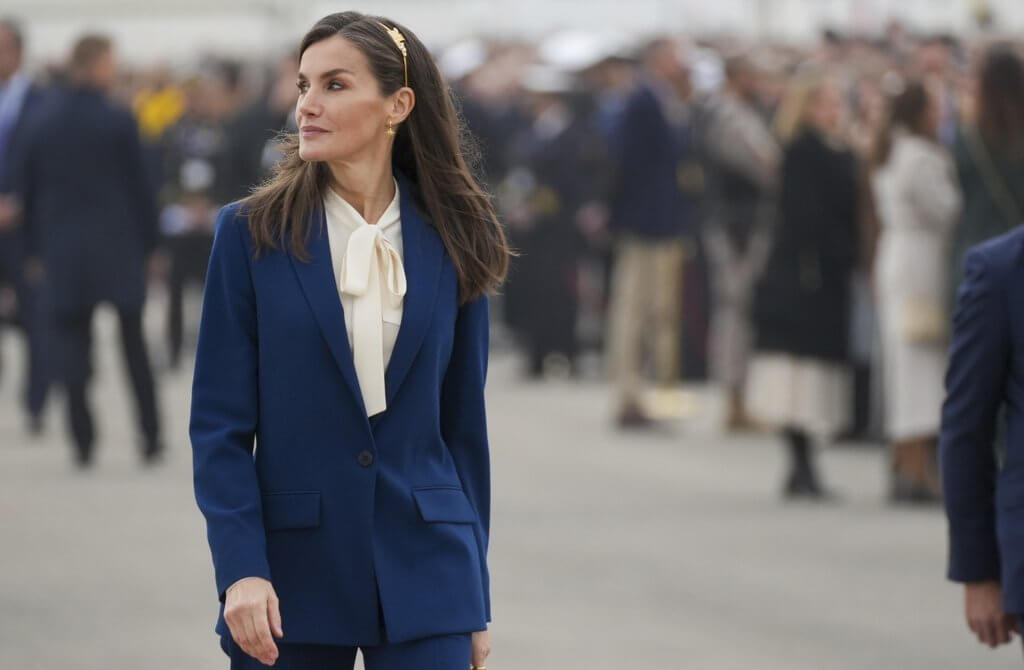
[872,80,932,168]
[976,44,1024,155]
[243,11,510,303]
[69,34,112,76]
[0,17,23,53]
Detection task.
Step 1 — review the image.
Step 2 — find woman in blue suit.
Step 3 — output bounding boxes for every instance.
[190,12,510,669]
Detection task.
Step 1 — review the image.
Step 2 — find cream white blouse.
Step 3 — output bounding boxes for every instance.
[323,180,405,416]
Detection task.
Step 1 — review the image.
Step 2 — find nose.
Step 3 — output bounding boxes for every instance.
[297,91,321,121]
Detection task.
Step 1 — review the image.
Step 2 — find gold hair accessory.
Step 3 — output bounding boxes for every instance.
[378,21,409,87]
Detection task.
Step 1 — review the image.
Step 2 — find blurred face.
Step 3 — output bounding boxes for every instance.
[0,27,21,81]
[90,48,117,91]
[296,35,407,163]
[806,81,844,136]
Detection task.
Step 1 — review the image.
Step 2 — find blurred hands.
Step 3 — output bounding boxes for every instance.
[224,576,284,665]
[965,581,1016,648]
[471,630,491,669]
[0,196,22,231]
[146,251,170,283]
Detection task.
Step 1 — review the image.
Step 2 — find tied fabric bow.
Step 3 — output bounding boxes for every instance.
[338,223,407,416]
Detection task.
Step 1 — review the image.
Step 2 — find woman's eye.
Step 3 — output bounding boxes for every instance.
[296,81,308,93]
[328,81,345,91]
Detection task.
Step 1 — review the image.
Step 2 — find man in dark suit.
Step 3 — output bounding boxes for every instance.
[0,17,50,432]
[940,225,1024,651]
[12,34,162,467]
[606,38,697,427]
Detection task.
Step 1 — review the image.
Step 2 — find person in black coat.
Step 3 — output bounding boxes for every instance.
[746,72,860,499]
[12,35,162,467]
[0,17,50,432]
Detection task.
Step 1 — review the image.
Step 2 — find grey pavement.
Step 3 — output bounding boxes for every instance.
[0,306,1019,669]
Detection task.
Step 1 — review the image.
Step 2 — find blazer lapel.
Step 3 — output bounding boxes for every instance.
[383,174,443,408]
[288,209,368,416]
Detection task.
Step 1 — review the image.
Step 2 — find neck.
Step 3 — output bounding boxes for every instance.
[327,151,396,225]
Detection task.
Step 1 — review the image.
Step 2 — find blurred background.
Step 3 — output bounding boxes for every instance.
[1,0,1023,668]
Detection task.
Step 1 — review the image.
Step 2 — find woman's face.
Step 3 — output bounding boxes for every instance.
[806,81,844,136]
[295,36,395,163]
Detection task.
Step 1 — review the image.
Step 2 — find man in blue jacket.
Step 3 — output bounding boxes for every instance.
[0,17,49,432]
[940,225,1024,650]
[13,34,162,467]
[606,38,697,428]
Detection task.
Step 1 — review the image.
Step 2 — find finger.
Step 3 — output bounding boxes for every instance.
[269,593,284,639]
[983,621,999,648]
[997,619,1013,646]
[241,614,260,659]
[252,609,279,664]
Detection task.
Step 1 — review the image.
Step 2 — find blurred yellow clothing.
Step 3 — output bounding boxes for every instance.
[133,86,185,140]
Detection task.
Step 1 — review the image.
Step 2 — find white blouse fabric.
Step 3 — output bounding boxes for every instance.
[323,180,405,416]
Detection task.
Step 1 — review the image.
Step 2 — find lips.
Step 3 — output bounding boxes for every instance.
[300,126,329,138]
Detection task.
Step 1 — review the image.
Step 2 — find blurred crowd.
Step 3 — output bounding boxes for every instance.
[0,16,1022,503]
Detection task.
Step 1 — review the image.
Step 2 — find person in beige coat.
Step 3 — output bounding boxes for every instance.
[871,80,962,503]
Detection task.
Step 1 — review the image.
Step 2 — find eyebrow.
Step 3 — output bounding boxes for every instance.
[297,68,354,81]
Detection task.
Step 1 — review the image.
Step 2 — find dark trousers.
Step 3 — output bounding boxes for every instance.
[0,233,50,418]
[51,303,159,457]
[227,633,471,670]
[166,232,213,368]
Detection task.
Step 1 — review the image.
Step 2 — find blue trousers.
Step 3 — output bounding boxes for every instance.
[227,634,472,670]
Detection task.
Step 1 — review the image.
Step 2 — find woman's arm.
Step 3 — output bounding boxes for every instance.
[440,294,492,623]
[190,205,271,600]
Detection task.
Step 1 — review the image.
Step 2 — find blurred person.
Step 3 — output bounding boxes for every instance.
[11,34,162,467]
[190,12,508,669]
[950,44,1024,301]
[915,35,961,146]
[500,66,610,377]
[605,37,696,428]
[746,72,860,499]
[872,81,961,503]
[0,16,50,433]
[159,62,243,370]
[939,225,1024,652]
[700,53,780,430]
[221,52,299,201]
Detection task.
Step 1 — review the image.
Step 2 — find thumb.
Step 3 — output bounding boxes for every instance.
[268,592,284,638]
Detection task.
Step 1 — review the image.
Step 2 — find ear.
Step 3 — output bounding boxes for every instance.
[388,87,416,125]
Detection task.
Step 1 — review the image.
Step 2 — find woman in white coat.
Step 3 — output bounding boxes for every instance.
[872,80,962,503]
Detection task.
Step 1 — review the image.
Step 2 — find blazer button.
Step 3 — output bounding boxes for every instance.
[357,450,375,467]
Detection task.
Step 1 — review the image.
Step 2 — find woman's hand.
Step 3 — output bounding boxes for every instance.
[965,581,1016,648]
[471,630,491,669]
[224,576,284,665]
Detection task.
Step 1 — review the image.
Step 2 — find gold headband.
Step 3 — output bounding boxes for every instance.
[378,22,409,88]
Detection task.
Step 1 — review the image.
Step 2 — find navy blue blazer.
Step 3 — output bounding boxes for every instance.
[11,85,158,314]
[940,225,1024,612]
[190,177,492,647]
[608,82,693,240]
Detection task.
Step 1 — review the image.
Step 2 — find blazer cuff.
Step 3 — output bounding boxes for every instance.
[216,552,273,602]
[948,531,1001,583]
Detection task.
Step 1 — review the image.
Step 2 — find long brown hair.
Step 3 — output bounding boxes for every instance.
[871,79,933,169]
[243,12,510,303]
[976,44,1024,157]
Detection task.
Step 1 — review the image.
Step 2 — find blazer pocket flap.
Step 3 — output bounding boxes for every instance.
[262,491,321,530]
[412,487,477,523]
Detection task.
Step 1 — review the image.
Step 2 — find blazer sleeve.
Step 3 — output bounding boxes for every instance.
[190,205,272,600]
[940,247,1010,583]
[440,294,492,622]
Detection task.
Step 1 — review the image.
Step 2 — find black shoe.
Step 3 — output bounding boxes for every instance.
[73,445,95,469]
[889,477,942,505]
[783,471,838,502]
[617,405,656,430]
[142,438,165,466]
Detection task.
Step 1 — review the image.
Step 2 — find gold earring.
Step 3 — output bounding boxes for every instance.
[386,119,396,137]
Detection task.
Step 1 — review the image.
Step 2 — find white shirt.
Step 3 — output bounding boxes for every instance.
[323,180,405,416]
